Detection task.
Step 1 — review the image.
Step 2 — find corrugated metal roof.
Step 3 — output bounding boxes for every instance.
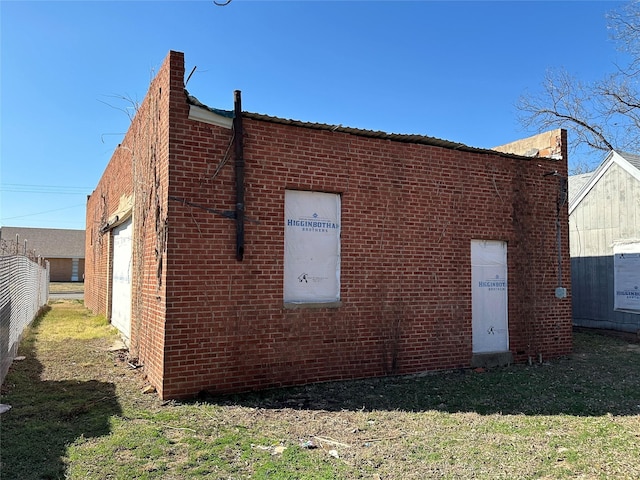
[242,111,489,152]
[0,227,85,258]
[185,91,558,162]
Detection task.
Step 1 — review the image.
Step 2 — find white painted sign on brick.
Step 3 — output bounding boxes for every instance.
[284,190,340,303]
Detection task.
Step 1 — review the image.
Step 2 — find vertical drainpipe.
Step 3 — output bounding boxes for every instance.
[234,90,245,261]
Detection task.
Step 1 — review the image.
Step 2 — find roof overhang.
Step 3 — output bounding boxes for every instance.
[100,194,134,234]
[188,105,233,129]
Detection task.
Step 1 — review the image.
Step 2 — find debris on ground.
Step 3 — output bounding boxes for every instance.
[142,385,156,394]
[299,439,317,449]
[107,340,127,352]
[252,444,287,455]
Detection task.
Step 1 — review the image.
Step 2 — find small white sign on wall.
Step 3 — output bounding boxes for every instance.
[284,190,341,303]
[613,241,640,312]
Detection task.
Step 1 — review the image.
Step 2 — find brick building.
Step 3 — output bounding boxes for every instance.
[85,50,572,400]
[1,226,85,282]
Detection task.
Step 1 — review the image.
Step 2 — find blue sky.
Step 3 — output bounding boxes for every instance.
[0,0,626,230]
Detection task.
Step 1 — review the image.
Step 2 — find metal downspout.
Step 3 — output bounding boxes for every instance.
[234,90,245,261]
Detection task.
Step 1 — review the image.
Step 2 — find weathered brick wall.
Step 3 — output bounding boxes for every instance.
[47,258,85,282]
[86,51,176,391]
[88,51,572,400]
[85,139,131,316]
[161,86,571,398]
[493,129,564,159]
[48,258,71,282]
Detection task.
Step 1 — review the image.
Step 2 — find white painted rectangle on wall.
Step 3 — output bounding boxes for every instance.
[471,240,509,353]
[613,242,640,312]
[284,190,340,303]
[111,218,133,341]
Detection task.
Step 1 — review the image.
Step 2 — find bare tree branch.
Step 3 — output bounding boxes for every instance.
[517,70,614,153]
[518,1,640,161]
[98,94,140,122]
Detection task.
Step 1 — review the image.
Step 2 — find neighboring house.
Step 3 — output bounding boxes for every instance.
[569,151,640,333]
[85,50,572,400]
[0,226,85,282]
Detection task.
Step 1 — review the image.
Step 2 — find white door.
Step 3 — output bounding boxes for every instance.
[111,218,132,343]
[471,240,508,353]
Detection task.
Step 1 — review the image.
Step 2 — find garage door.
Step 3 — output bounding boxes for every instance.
[111,218,132,343]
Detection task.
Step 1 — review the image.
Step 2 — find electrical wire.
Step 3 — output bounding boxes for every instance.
[0,183,91,195]
[0,204,86,221]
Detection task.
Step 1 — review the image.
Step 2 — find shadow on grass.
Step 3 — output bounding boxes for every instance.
[203,332,640,417]
[0,314,121,480]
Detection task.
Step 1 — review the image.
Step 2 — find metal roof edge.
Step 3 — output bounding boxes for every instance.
[242,111,561,162]
[184,90,563,162]
[185,90,234,118]
[188,104,233,129]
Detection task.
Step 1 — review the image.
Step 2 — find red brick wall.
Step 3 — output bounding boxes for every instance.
[87,51,572,400]
[85,159,129,317]
[161,89,571,398]
[86,51,176,392]
[48,258,84,282]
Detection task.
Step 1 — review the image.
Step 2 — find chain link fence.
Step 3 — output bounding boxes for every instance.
[1,239,49,385]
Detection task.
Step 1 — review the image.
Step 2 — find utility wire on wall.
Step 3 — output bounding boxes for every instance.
[544,170,568,299]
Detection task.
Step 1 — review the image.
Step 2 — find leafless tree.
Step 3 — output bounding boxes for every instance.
[518,1,640,167]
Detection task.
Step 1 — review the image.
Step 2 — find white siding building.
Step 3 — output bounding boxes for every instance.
[569,151,640,333]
